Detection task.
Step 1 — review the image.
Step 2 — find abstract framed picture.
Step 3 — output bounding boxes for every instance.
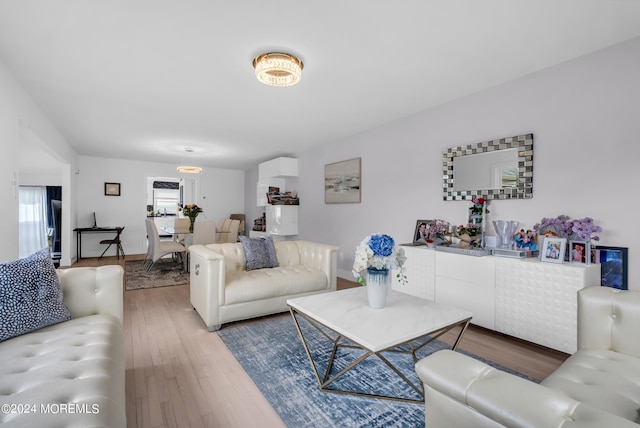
[325,158,361,204]
[541,237,566,263]
[104,182,121,196]
[569,240,590,265]
[591,245,628,290]
[412,220,432,245]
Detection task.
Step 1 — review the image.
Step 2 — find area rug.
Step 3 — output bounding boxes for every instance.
[124,259,189,290]
[218,314,538,428]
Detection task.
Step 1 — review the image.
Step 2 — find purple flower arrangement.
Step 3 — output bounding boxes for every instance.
[533,215,602,241]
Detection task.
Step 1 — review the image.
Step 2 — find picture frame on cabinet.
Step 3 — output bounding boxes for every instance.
[541,237,566,263]
[569,240,590,265]
[412,220,432,245]
[591,245,628,290]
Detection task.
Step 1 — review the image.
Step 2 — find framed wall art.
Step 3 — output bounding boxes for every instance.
[591,245,628,290]
[541,237,566,263]
[324,158,361,204]
[104,182,121,196]
[569,240,590,265]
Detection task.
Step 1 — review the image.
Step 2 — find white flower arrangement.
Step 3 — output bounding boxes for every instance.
[352,233,407,285]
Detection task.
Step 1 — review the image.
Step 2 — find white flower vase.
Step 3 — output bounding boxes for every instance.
[366,267,390,309]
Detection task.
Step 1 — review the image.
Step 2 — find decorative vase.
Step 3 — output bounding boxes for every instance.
[365,267,390,309]
[493,220,520,249]
[188,216,196,233]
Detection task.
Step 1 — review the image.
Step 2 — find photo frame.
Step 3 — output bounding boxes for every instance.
[325,158,361,204]
[541,237,566,263]
[569,240,590,265]
[412,220,432,245]
[104,182,121,196]
[591,245,629,290]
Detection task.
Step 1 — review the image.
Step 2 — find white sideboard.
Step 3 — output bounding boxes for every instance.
[393,245,601,354]
[391,246,436,300]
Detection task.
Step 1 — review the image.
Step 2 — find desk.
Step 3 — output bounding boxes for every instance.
[74,227,124,259]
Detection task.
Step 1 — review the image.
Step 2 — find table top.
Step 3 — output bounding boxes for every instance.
[287,287,472,352]
[160,227,192,235]
[74,226,123,232]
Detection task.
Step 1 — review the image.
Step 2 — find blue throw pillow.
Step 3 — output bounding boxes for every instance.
[239,236,279,271]
[0,248,72,342]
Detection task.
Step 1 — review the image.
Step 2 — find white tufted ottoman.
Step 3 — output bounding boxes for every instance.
[0,266,125,427]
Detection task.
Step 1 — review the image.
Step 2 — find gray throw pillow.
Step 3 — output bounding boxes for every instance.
[239,236,279,271]
[0,248,72,342]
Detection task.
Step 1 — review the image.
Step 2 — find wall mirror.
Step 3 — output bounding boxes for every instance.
[442,133,533,200]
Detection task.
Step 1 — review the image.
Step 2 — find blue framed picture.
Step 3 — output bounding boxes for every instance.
[591,246,628,290]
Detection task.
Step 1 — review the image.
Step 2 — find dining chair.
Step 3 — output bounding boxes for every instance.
[143,219,187,271]
[173,218,190,244]
[215,219,240,243]
[183,220,216,271]
[191,220,216,245]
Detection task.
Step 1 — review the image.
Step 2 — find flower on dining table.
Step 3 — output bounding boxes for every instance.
[352,233,407,285]
[180,204,202,219]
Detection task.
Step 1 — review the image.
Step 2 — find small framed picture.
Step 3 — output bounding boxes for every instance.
[591,245,629,290]
[541,237,567,263]
[413,220,432,245]
[569,240,590,265]
[104,182,121,196]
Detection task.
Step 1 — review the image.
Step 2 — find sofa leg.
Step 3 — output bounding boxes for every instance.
[208,324,221,332]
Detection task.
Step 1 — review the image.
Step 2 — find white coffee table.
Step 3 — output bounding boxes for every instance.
[287,287,472,403]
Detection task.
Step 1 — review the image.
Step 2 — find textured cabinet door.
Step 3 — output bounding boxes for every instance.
[494,258,601,354]
[435,252,496,329]
[392,245,435,300]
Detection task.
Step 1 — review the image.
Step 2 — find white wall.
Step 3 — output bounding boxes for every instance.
[0,61,78,265]
[252,36,639,289]
[77,156,244,258]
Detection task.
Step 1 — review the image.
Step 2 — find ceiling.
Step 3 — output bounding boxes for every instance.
[2,1,640,172]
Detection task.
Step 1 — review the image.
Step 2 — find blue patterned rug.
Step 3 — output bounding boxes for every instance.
[218,313,537,428]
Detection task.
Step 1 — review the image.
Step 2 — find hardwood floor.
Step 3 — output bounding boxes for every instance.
[72,255,569,428]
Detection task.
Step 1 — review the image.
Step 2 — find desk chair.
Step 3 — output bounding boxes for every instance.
[143,219,186,271]
[99,227,125,259]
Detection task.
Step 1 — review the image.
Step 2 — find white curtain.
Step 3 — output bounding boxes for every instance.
[19,186,49,258]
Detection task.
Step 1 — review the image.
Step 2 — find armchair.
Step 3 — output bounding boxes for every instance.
[416,286,640,427]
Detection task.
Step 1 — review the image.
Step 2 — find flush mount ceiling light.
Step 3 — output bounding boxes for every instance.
[176,148,202,174]
[252,52,304,87]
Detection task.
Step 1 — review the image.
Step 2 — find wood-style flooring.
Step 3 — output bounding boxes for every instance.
[72,255,569,428]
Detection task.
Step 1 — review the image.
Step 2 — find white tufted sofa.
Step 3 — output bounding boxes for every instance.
[189,240,338,331]
[415,286,640,428]
[0,265,125,427]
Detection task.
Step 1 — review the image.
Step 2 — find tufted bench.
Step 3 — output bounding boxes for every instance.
[415,286,640,428]
[0,265,125,427]
[189,240,338,331]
